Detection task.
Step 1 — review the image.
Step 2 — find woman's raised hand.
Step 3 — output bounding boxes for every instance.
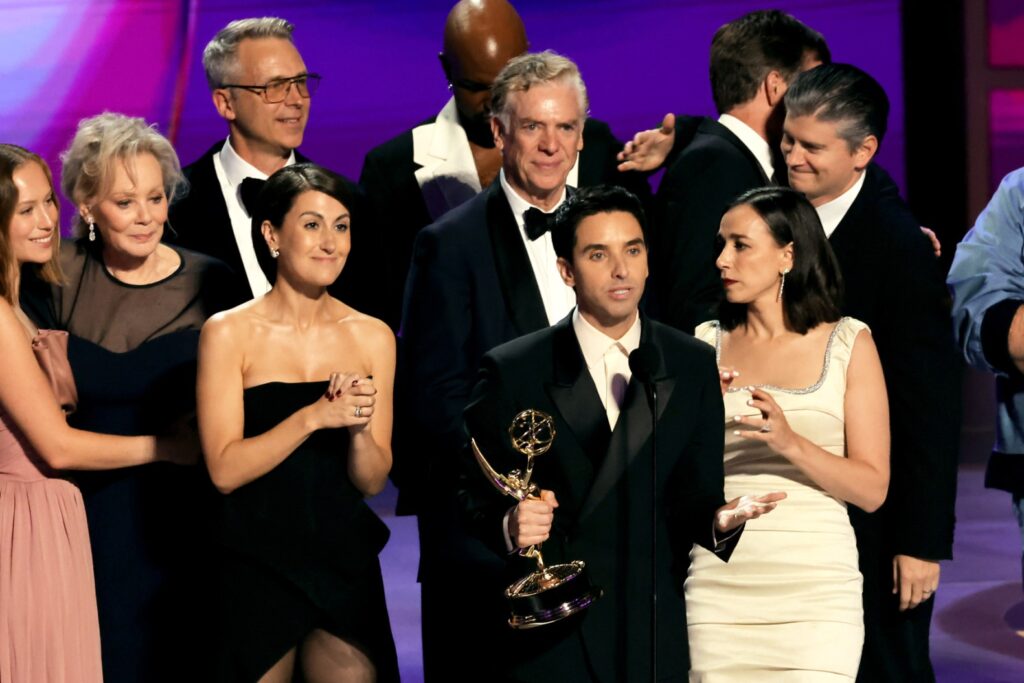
[734,388,800,457]
[312,372,377,432]
[718,366,740,395]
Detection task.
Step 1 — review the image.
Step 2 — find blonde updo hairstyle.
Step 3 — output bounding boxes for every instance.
[60,112,186,238]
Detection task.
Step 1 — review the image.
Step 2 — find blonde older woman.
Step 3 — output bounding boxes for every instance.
[0,143,193,682]
[21,113,244,680]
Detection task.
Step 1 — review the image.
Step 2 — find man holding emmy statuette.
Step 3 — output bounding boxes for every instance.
[460,185,785,682]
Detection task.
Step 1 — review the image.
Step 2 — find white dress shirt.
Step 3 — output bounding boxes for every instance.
[815,171,867,238]
[718,114,775,181]
[212,137,296,297]
[573,308,642,429]
[498,169,577,325]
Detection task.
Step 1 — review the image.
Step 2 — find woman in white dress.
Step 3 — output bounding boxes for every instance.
[686,186,890,682]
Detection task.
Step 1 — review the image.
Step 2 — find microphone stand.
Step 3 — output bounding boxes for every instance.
[629,344,660,683]
[645,380,658,683]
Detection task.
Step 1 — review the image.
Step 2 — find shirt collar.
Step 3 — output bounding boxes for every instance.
[218,137,297,188]
[717,114,775,180]
[499,168,567,227]
[573,307,641,368]
[815,171,866,238]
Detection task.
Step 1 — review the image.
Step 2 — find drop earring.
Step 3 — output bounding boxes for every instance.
[87,219,97,242]
[777,268,790,302]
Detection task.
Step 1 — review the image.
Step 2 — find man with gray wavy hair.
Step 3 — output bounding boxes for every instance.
[399,49,594,681]
[168,17,334,300]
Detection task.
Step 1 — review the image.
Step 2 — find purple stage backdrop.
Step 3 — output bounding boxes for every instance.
[3,0,904,226]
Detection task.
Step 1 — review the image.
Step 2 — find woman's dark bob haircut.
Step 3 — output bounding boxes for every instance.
[718,186,843,334]
[251,163,357,281]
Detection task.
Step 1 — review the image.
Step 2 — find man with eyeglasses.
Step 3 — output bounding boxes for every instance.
[169,17,360,302]
[359,0,650,330]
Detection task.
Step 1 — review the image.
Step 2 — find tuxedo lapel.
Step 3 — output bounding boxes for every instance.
[579,320,675,522]
[412,99,482,220]
[486,185,549,335]
[544,319,610,509]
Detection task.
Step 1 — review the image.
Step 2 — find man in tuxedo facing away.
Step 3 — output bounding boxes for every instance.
[634,10,829,332]
[398,50,627,681]
[167,18,367,307]
[459,185,776,682]
[359,0,650,330]
[782,63,960,682]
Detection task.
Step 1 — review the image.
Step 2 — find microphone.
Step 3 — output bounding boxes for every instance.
[628,344,659,410]
[628,343,659,683]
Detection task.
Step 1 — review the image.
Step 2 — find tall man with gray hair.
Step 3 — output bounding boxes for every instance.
[168,17,365,306]
[398,50,592,680]
[782,63,960,682]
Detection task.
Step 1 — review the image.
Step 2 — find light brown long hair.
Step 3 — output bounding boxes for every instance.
[0,144,64,304]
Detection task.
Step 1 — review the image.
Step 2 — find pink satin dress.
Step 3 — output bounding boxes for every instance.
[0,330,102,682]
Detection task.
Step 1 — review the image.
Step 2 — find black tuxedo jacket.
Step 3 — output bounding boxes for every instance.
[652,117,771,332]
[166,141,374,312]
[360,117,652,330]
[460,314,731,682]
[395,183,550,513]
[830,164,960,681]
[830,163,959,560]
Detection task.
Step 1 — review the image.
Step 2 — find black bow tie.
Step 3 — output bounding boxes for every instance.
[239,176,267,216]
[523,207,558,241]
[522,187,576,240]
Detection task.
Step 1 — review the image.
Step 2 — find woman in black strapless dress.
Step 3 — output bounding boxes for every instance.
[197,164,399,683]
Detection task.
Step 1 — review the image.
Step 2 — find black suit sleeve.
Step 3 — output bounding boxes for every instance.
[395,224,478,501]
[358,149,416,331]
[875,210,960,560]
[666,347,732,558]
[459,353,526,556]
[653,150,752,332]
[197,256,249,315]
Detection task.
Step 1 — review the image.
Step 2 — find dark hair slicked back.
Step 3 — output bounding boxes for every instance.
[551,185,647,263]
[784,63,890,151]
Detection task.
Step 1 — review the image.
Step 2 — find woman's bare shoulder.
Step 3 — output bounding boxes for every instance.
[202,298,265,340]
[335,306,394,344]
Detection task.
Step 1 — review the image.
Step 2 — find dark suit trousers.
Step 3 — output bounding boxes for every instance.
[853,508,937,683]
[418,493,513,683]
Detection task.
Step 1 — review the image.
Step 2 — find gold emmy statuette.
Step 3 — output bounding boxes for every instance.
[471,409,603,628]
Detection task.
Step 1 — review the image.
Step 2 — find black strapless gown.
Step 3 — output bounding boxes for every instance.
[219,382,399,682]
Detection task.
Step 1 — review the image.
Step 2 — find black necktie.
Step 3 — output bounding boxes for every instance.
[239,177,266,216]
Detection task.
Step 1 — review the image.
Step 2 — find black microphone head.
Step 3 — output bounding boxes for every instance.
[629,343,659,383]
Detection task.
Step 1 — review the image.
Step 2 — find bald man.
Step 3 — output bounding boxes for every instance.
[358,0,649,330]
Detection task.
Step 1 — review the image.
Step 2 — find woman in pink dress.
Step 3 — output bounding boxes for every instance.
[0,144,191,682]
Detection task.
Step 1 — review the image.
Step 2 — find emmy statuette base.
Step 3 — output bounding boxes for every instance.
[506,560,604,629]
